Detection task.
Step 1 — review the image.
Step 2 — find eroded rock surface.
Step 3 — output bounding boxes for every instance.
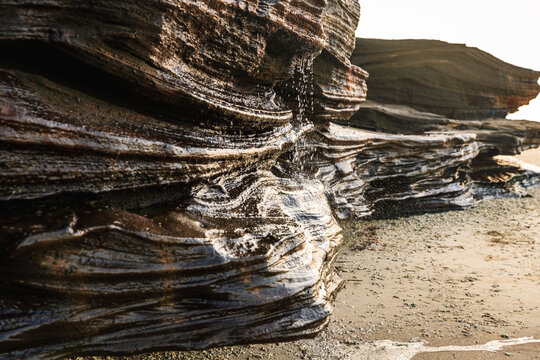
[352,38,540,120]
[0,0,366,358]
[345,100,540,156]
[301,123,478,219]
[1,162,343,359]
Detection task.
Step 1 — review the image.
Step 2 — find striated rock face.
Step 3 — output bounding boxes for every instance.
[471,155,540,200]
[0,0,366,358]
[301,123,478,219]
[0,0,327,125]
[338,37,540,211]
[344,101,540,156]
[1,162,343,359]
[348,39,540,157]
[284,38,540,221]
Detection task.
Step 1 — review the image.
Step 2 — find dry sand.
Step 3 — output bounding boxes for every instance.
[516,147,540,167]
[80,150,540,360]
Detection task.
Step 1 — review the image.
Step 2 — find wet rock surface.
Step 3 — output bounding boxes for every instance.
[1,163,343,359]
[0,0,365,358]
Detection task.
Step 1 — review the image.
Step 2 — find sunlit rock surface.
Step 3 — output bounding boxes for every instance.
[0,0,367,358]
[471,155,540,200]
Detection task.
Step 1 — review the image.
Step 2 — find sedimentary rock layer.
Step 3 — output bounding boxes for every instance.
[0,162,343,359]
[352,38,540,120]
[2,3,540,359]
[344,100,540,156]
[0,0,370,358]
[0,66,310,201]
[471,155,540,200]
[301,123,478,219]
[313,52,369,122]
[0,0,329,126]
[342,38,540,207]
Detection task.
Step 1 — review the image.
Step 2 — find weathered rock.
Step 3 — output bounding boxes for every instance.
[0,161,343,359]
[301,123,478,219]
[344,38,540,201]
[0,0,367,358]
[0,0,329,126]
[344,100,540,156]
[313,52,369,122]
[471,155,540,200]
[2,2,540,359]
[0,66,309,201]
[311,0,368,122]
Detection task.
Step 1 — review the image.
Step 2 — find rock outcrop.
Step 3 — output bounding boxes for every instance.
[0,1,365,358]
[336,38,540,213]
[301,123,478,219]
[348,38,540,155]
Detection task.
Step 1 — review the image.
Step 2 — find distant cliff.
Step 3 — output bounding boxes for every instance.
[352,38,540,119]
[316,37,540,218]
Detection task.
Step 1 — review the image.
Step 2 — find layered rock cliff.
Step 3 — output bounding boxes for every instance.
[0,1,364,358]
[348,38,540,155]
[301,123,478,219]
[321,38,540,217]
[351,38,540,120]
[1,3,540,360]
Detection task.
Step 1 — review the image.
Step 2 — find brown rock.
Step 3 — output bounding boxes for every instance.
[0,0,366,358]
[351,38,540,119]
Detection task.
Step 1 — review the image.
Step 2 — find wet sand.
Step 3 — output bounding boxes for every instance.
[331,185,540,360]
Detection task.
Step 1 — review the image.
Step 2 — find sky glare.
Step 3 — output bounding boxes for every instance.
[355,0,540,121]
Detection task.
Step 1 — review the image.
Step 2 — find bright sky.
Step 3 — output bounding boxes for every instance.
[355,0,540,121]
